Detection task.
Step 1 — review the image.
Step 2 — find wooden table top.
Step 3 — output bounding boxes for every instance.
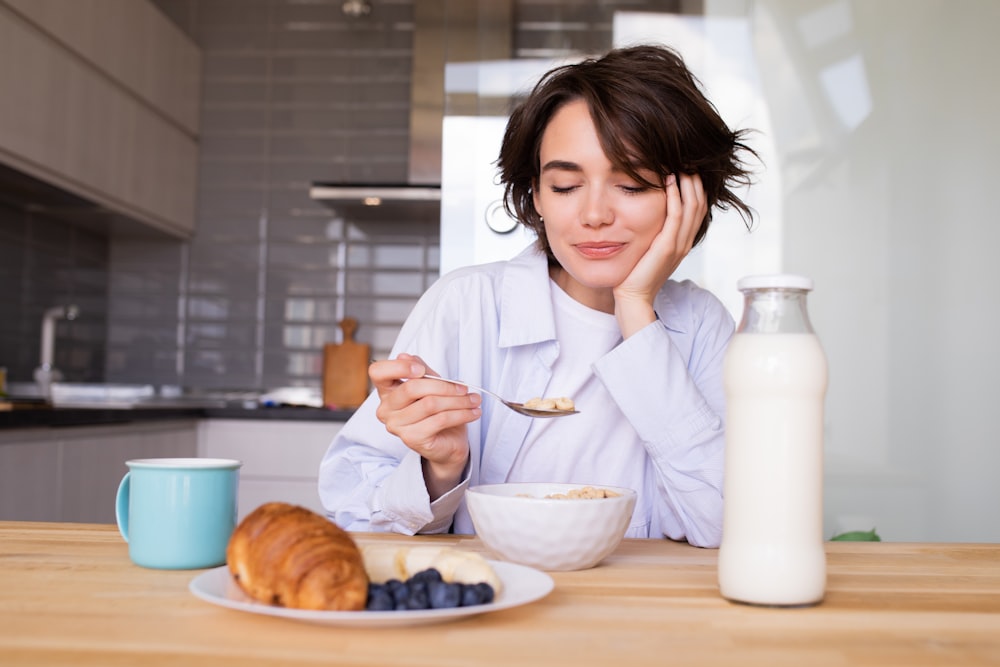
[1,521,998,666]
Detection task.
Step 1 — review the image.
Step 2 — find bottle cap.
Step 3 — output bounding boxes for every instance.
[737,274,814,291]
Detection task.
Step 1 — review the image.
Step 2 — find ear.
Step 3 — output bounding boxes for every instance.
[532,180,542,219]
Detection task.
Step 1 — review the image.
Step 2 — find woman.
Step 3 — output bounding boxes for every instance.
[318,44,757,547]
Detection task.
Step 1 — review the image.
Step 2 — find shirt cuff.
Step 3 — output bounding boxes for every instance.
[375,449,470,534]
[424,467,471,534]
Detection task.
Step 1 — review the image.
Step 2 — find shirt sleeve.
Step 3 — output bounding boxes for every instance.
[592,286,733,547]
[317,396,471,534]
[316,270,482,535]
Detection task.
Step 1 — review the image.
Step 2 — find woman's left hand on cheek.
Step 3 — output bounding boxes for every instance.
[619,172,706,298]
[613,173,707,333]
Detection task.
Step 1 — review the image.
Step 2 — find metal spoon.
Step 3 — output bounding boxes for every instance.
[421,374,579,418]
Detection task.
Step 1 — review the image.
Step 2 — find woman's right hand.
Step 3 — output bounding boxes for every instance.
[368,353,481,498]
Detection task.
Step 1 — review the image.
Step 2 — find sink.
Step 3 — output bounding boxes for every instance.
[49,383,157,407]
[6,382,240,409]
[6,382,45,400]
[4,382,311,410]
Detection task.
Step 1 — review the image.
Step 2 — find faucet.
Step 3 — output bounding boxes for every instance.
[34,305,79,400]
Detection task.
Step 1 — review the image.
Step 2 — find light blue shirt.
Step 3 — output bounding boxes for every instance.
[318,245,733,547]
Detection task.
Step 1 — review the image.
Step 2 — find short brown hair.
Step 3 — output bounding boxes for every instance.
[497,44,758,262]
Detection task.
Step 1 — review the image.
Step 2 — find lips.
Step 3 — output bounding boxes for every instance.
[573,242,624,259]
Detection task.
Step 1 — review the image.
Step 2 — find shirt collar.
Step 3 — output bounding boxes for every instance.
[497,246,557,348]
[497,245,689,343]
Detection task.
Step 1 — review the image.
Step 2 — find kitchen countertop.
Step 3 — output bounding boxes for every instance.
[1,521,998,666]
[0,404,356,428]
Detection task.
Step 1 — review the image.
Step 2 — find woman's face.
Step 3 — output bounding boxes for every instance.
[533,99,668,312]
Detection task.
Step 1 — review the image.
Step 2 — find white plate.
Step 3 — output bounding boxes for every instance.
[189,561,554,627]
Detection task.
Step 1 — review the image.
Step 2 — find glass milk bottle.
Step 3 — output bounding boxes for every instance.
[718,274,828,606]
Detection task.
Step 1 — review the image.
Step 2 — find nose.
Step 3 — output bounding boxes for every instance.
[581,188,613,227]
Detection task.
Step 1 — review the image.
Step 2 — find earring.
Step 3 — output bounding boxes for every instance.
[539,215,544,222]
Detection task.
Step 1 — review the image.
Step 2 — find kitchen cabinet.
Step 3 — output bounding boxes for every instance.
[0,419,198,523]
[197,419,342,521]
[3,0,200,134]
[0,0,200,238]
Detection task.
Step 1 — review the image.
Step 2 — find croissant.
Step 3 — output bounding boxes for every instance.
[226,502,368,611]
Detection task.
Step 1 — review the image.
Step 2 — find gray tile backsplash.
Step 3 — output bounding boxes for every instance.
[0,202,109,384]
[113,0,437,392]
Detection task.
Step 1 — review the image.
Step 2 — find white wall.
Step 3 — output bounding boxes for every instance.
[632,0,1000,542]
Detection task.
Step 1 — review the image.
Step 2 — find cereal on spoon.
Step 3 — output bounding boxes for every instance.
[523,396,575,411]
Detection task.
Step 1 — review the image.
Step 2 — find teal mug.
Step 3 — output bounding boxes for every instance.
[115,458,242,569]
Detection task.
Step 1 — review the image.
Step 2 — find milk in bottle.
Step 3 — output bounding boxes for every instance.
[718,274,828,606]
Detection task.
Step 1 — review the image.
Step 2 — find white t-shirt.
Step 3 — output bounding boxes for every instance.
[509,281,648,489]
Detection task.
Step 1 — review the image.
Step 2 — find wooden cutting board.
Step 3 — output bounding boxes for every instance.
[322,317,371,409]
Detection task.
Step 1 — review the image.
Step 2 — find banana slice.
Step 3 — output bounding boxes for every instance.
[360,544,402,582]
[361,545,502,593]
[402,545,448,576]
[437,551,502,589]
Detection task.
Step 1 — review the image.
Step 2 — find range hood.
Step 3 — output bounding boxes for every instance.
[309,1,512,206]
[309,183,440,204]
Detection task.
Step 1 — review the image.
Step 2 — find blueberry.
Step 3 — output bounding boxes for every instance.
[405,585,430,610]
[460,583,482,607]
[428,581,462,609]
[389,581,410,605]
[366,587,394,611]
[459,582,495,607]
[411,568,443,585]
[474,582,495,604]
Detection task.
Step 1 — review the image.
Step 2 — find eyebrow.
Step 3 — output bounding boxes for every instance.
[540,159,643,176]
[540,160,581,173]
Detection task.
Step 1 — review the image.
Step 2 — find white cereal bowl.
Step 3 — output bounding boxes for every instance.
[465,482,637,572]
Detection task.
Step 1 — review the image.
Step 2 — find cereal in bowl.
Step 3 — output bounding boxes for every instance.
[546,485,621,500]
[515,485,622,500]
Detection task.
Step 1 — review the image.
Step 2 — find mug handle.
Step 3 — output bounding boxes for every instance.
[115,472,130,543]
